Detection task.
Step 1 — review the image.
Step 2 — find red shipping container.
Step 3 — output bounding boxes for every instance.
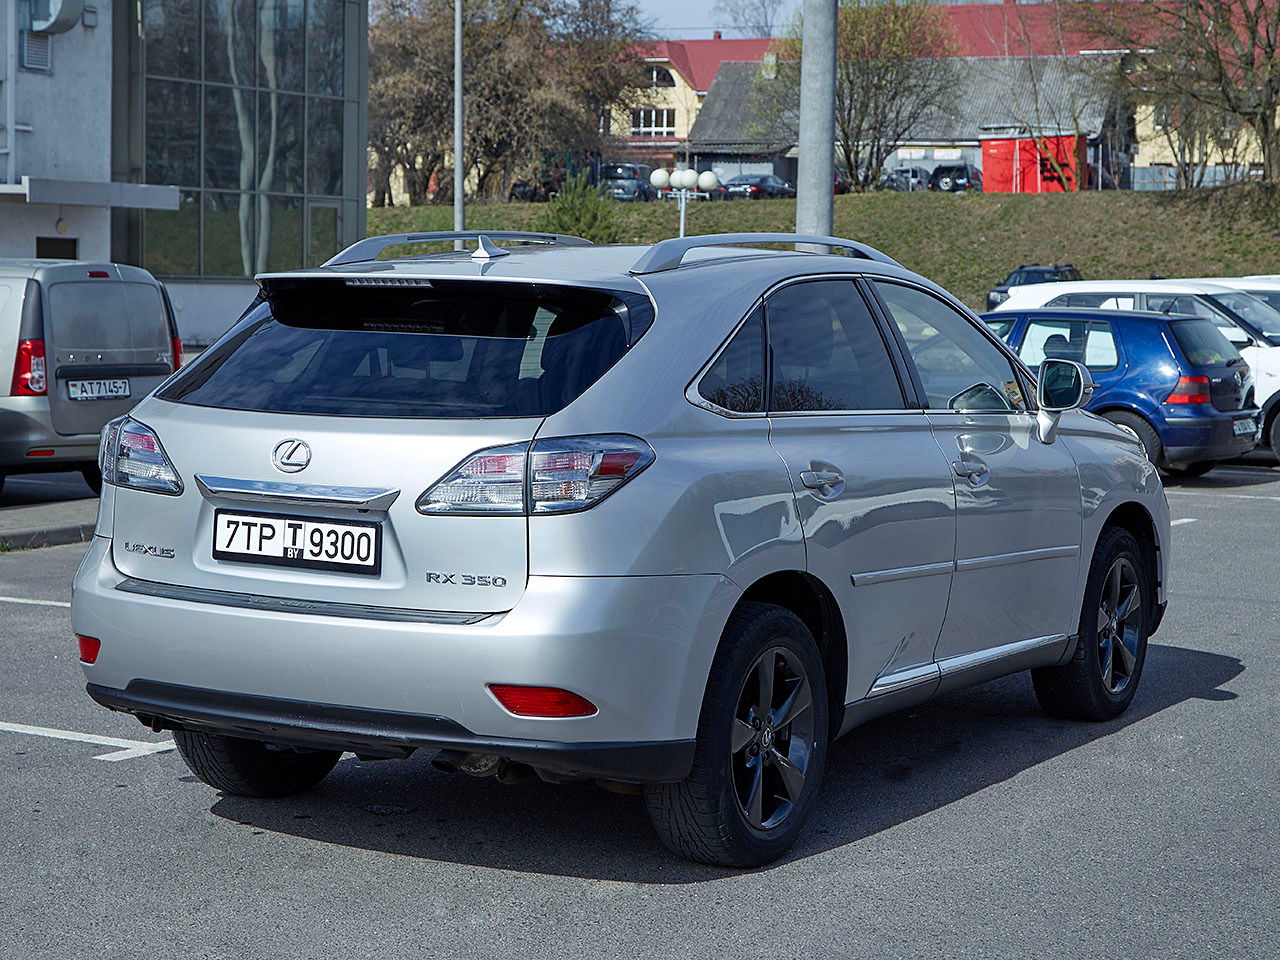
[982,135,1082,193]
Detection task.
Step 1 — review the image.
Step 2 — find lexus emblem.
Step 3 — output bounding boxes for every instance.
[272,439,312,473]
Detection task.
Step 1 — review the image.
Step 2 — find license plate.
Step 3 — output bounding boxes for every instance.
[212,509,382,576]
[68,379,130,401]
[1233,417,1256,436]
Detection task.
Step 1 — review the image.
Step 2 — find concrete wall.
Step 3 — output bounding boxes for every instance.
[0,202,109,258]
[5,1,112,184]
[162,280,260,346]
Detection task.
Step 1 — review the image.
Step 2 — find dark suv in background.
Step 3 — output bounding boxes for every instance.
[601,163,656,202]
[988,263,1083,310]
[929,163,982,193]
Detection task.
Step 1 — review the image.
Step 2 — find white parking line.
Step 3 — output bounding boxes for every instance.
[1171,518,1198,526]
[0,595,70,609]
[0,720,175,761]
[1165,491,1280,502]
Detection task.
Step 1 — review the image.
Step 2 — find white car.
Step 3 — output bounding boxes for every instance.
[993,279,1280,456]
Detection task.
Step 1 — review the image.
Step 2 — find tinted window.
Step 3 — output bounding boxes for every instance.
[1047,292,1135,310]
[121,283,173,346]
[767,281,904,412]
[1168,319,1240,367]
[1146,293,1217,318]
[160,284,638,418]
[874,281,1026,412]
[1020,319,1118,370]
[1207,292,1280,341]
[983,316,1016,340]
[602,165,639,181]
[699,308,764,413]
[46,282,132,350]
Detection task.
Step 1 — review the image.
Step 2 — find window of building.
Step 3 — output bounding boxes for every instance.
[130,0,356,279]
[630,109,676,138]
[648,66,676,88]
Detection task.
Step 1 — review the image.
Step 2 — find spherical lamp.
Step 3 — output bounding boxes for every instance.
[697,171,719,192]
[650,168,670,189]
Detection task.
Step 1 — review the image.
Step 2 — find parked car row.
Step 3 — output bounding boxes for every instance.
[987,274,1280,474]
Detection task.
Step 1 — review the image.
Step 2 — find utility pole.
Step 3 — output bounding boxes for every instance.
[453,0,465,246]
[795,0,836,249]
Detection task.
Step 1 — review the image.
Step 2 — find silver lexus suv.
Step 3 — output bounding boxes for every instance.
[73,231,1170,866]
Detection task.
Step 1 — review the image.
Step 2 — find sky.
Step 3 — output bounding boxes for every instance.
[637,0,800,39]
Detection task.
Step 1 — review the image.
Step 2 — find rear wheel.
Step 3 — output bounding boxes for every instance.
[173,730,341,798]
[1102,411,1161,465]
[1268,412,1280,463]
[1032,526,1149,721]
[645,602,828,867]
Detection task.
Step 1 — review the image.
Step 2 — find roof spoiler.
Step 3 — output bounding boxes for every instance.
[629,233,901,275]
[323,231,593,267]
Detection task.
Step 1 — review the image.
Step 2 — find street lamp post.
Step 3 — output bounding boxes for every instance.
[650,168,719,238]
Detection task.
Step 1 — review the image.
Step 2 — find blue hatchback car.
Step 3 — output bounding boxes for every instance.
[983,308,1261,477]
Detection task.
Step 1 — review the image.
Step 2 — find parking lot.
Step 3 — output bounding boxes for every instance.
[0,459,1276,959]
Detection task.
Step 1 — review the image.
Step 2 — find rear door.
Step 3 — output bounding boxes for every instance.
[870,279,1084,663]
[764,279,957,702]
[44,271,174,436]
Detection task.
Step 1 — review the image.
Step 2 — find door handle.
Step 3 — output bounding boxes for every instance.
[951,459,990,487]
[800,469,844,491]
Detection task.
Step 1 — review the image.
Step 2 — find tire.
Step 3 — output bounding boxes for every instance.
[1102,411,1162,466]
[1164,461,1216,478]
[0,472,5,496]
[1268,411,1280,463]
[81,465,102,496]
[938,176,955,191]
[1032,526,1150,721]
[173,730,341,798]
[644,602,828,867]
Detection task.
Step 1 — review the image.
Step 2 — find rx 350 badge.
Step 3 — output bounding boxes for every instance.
[425,572,508,587]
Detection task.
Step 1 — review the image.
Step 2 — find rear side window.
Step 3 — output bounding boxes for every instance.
[1168,319,1239,367]
[1047,293,1134,310]
[1020,319,1119,370]
[698,307,764,413]
[159,282,643,418]
[766,280,904,412]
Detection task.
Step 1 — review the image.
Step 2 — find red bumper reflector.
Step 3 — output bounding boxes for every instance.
[488,684,597,718]
[26,449,54,457]
[77,635,101,664]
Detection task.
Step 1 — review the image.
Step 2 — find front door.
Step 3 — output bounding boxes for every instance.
[762,279,957,703]
[871,280,1083,664]
[1012,313,1127,401]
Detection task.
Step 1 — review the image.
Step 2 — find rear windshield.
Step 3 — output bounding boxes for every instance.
[1205,292,1280,344]
[601,165,639,181]
[158,281,649,419]
[1168,319,1240,367]
[46,281,170,350]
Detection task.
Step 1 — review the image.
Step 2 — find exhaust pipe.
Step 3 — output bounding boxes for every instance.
[432,750,504,777]
[431,749,466,774]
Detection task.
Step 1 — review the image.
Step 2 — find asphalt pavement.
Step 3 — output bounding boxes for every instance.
[0,462,1276,958]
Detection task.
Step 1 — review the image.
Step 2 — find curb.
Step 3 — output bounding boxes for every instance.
[0,522,97,552]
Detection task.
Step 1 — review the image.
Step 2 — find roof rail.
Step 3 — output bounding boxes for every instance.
[629,233,901,275]
[324,231,593,267]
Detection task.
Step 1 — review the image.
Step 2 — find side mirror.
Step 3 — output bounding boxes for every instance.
[1036,359,1094,444]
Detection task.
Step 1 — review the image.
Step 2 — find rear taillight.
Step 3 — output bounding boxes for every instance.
[10,339,46,396]
[99,416,183,496]
[1166,375,1210,404]
[416,436,655,517]
[171,336,183,372]
[488,684,597,718]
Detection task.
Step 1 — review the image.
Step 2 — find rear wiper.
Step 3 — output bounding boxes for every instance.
[1226,357,1243,365]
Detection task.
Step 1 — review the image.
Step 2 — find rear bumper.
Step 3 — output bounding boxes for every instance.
[73,536,738,779]
[86,680,695,781]
[0,399,97,469]
[1161,410,1260,466]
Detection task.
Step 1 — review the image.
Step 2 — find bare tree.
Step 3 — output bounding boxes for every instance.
[751,0,957,191]
[1072,0,1280,182]
[712,0,789,38]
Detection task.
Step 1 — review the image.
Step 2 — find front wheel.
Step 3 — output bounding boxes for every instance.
[645,602,828,867]
[174,730,341,798]
[1032,526,1150,721]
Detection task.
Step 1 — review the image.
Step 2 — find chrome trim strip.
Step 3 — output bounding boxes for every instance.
[115,578,488,625]
[867,662,940,698]
[937,633,1068,678]
[195,475,400,512]
[954,544,1078,572]
[851,560,953,587]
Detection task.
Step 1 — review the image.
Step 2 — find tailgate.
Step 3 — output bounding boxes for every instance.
[110,403,533,614]
[45,275,174,436]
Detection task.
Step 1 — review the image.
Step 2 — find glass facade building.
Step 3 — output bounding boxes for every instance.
[112,0,368,279]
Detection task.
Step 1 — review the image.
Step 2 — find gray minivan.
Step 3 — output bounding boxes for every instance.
[0,260,180,494]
